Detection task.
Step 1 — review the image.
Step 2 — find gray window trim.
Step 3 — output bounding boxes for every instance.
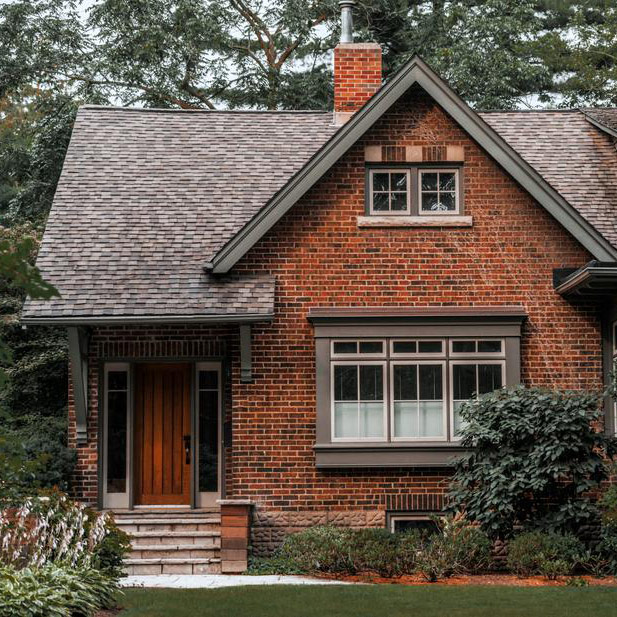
[418,168,461,215]
[313,317,522,468]
[367,169,412,215]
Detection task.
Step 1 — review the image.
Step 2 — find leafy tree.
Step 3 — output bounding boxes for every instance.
[448,386,617,539]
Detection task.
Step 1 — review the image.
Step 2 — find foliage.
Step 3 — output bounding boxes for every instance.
[415,515,492,582]
[0,564,119,617]
[506,531,584,578]
[0,436,43,505]
[248,516,489,581]
[448,386,617,539]
[88,514,132,578]
[0,492,128,575]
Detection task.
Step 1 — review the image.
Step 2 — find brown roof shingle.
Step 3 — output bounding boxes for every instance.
[23,107,338,320]
[23,104,617,321]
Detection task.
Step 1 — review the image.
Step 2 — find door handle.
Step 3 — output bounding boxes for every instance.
[183,435,191,465]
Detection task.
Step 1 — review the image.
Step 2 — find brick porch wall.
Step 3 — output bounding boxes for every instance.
[68,86,603,555]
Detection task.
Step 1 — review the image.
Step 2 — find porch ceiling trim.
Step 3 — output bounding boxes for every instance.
[21,312,274,326]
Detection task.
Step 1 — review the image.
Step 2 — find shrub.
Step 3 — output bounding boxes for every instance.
[0,492,129,578]
[0,564,119,617]
[448,386,617,539]
[277,525,354,574]
[506,531,584,578]
[348,528,404,577]
[415,515,492,582]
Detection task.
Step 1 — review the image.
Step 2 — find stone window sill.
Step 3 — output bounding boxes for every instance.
[357,215,473,228]
[314,443,468,468]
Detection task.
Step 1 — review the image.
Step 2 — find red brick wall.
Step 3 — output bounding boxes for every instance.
[334,43,382,113]
[230,85,601,514]
[68,86,602,532]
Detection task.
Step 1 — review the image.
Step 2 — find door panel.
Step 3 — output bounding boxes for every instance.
[134,363,191,505]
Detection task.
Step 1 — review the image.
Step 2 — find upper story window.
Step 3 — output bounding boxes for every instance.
[419,170,459,214]
[369,170,411,215]
[366,166,462,218]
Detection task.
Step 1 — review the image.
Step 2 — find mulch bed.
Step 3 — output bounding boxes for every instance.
[315,572,617,586]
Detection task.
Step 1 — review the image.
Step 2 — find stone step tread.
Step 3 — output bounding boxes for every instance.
[124,558,221,565]
[130,544,220,551]
[116,518,220,525]
[129,530,220,538]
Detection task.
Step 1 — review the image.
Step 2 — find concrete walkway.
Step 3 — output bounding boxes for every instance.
[121,575,357,589]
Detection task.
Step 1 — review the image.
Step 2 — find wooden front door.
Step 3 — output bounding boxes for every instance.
[134,363,192,505]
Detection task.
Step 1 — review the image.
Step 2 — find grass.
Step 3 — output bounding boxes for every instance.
[118,584,617,617]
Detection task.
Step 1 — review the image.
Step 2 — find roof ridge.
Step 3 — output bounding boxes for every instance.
[79,104,331,114]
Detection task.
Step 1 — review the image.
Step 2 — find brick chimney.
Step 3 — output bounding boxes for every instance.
[333,1,382,123]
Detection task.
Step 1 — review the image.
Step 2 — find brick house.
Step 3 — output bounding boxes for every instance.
[23,3,617,574]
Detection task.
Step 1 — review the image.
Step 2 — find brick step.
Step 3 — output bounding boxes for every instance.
[124,557,221,576]
[130,545,219,560]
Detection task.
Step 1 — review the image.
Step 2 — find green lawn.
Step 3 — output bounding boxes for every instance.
[118,585,617,617]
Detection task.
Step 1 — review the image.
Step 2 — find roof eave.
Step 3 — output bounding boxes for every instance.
[554,262,617,297]
[21,312,274,327]
[209,56,617,273]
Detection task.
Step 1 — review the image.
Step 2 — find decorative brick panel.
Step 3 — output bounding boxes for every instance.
[334,43,382,113]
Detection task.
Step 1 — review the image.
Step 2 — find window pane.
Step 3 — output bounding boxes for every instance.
[394,401,418,438]
[478,364,502,394]
[390,192,408,211]
[333,341,357,355]
[439,172,456,191]
[372,192,389,211]
[393,364,417,401]
[439,193,456,211]
[453,340,476,354]
[359,341,383,354]
[418,341,442,354]
[419,401,444,437]
[334,365,357,401]
[392,173,407,190]
[453,364,476,400]
[373,173,389,191]
[421,172,438,191]
[335,402,357,438]
[421,193,439,211]
[360,402,384,438]
[359,365,383,401]
[108,371,127,391]
[393,518,439,535]
[419,365,442,400]
[199,370,218,389]
[198,386,218,493]
[393,341,416,354]
[107,389,127,493]
[478,340,502,353]
[453,400,466,437]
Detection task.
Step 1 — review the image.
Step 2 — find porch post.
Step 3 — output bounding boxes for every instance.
[67,326,89,445]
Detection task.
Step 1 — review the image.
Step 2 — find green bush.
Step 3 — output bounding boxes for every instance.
[448,386,617,539]
[348,528,404,577]
[0,564,119,617]
[87,514,131,578]
[415,516,492,582]
[506,531,584,578]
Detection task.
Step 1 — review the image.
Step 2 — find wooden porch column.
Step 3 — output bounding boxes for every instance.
[217,499,253,573]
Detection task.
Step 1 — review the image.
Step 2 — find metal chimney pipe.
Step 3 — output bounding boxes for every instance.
[339,0,356,44]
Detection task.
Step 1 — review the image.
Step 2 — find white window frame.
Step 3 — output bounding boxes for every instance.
[418,168,460,216]
[195,361,223,508]
[449,338,505,358]
[331,360,388,442]
[449,359,506,441]
[103,362,131,509]
[331,339,387,359]
[390,339,446,358]
[390,360,447,442]
[368,169,412,216]
[389,513,440,533]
